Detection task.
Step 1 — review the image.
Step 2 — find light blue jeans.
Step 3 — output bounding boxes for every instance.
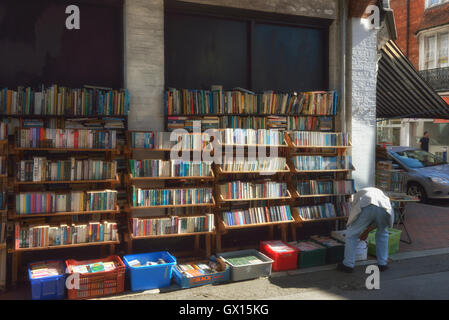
[343,205,392,268]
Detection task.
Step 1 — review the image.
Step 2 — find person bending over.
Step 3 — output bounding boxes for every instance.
[337,187,394,273]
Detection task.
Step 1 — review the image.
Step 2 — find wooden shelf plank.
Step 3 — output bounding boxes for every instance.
[220,219,295,230]
[14,175,120,186]
[297,216,349,223]
[130,203,215,210]
[130,231,215,240]
[11,240,120,253]
[292,169,353,174]
[10,206,121,220]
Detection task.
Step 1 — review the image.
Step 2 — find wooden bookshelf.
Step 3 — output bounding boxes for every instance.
[130,230,215,240]
[14,147,119,153]
[218,219,296,231]
[128,170,215,182]
[0,243,6,250]
[129,201,216,211]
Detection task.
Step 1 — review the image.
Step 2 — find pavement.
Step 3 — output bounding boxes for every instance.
[99,249,449,301]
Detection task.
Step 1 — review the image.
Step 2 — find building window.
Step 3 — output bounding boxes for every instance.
[422,32,449,70]
[426,0,449,8]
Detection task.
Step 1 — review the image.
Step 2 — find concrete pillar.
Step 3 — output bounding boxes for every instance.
[349,17,378,189]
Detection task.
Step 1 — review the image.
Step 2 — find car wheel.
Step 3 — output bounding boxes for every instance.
[407,183,427,203]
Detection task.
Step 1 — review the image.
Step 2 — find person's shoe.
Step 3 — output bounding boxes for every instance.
[337,263,354,273]
[378,265,389,272]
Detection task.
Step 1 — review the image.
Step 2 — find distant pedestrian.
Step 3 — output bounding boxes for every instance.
[420,132,430,152]
[337,188,394,273]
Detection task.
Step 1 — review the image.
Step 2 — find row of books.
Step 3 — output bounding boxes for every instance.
[221,129,285,146]
[17,128,117,149]
[220,157,287,172]
[131,132,209,150]
[292,156,353,171]
[15,190,117,215]
[14,221,118,249]
[129,160,212,178]
[0,85,130,116]
[288,116,333,132]
[175,261,222,278]
[16,158,117,182]
[131,214,215,237]
[165,87,338,116]
[296,180,356,196]
[288,132,351,147]
[222,205,293,227]
[131,187,214,207]
[296,202,352,220]
[0,123,7,140]
[219,181,288,200]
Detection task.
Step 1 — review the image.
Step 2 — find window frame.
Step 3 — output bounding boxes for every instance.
[419,26,449,70]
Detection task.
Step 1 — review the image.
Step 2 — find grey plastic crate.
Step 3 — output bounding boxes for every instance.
[218,249,274,282]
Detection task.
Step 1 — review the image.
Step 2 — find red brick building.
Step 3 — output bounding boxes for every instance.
[390,0,449,96]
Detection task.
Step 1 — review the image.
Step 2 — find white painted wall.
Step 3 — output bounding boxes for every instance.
[350,18,378,190]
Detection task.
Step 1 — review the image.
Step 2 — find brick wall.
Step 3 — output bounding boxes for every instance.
[390,0,425,69]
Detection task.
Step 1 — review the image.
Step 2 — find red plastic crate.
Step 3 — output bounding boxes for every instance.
[259,241,298,272]
[65,256,125,300]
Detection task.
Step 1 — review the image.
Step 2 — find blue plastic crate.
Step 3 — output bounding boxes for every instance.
[123,252,177,291]
[173,263,230,289]
[28,260,66,300]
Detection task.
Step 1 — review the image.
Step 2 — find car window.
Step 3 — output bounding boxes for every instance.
[392,149,446,168]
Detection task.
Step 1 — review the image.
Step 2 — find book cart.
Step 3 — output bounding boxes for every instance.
[123,131,216,260]
[5,113,128,286]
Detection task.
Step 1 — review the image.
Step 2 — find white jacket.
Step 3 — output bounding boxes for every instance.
[347,188,394,228]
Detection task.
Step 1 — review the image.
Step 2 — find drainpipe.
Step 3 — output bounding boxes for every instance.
[340,0,347,133]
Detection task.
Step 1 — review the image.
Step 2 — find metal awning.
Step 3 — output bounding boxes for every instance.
[377,40,449,120]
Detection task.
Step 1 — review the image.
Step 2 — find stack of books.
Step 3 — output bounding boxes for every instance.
[220,157,287,172]
[0,85,130,116]
[292,156,353,171]
[289,132,350,147]
[219,181,288,200]
[131,214,215,237]
[221,129,285,146]
[14,221,118,249]
[129,160,212,178]
[220,116,267,130]
[16,128,117,149]
[15,190,117,215]
[131,187,214,207]
[167,116,220,131]
[175,261,223,278]
[222,205,293,227]
[296,180,355,196]
[29,261,65,279]
[16,158,117,182]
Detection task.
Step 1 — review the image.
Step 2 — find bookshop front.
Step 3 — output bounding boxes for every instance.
[0,0,379,299]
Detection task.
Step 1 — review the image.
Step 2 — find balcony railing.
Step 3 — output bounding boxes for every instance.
[419,67,449,92]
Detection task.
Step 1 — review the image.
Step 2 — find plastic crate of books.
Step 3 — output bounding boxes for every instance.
[259,241,298,272]
[288,241,327,269]
[28,260,66,300]
[367,228,402,257]
[217,249,274,282]
[173,256,230,289]
[331,230,368,262]
[65,256,125,300]
[123,252,177,291]
[311,236,345,264]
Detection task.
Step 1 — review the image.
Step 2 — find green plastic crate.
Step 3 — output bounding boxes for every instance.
[367,228,402,257]
[288,242,327,269]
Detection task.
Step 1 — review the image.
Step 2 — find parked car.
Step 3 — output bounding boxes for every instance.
[387,146,449,202]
